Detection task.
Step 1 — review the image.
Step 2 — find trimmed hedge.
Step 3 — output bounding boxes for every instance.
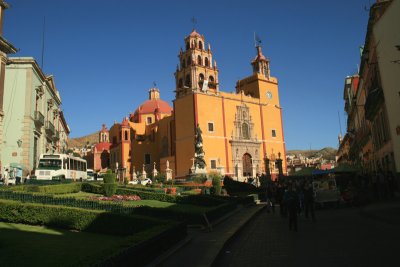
[0,199,164,235]
[116,188,178,202]
[0,183,82,195]
[0,190,137,214]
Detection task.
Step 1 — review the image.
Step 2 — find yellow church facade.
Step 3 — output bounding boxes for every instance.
[109,30,287,181]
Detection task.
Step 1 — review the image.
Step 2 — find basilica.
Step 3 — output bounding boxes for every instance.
[105,30,287,181]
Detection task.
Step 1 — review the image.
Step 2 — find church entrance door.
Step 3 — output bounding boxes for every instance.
[242,153,252,177]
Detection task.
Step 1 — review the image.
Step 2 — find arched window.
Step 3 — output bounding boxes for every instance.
[186,42,190,50]
[199,41,203,50]
[124,131,128,141]
[198,73,205,88]
[178,78,183,88]
[182,59,186,68]
[185,74,191,87]
[208,75,215,88]
[242,123,250,139]
[197,55,202,65]
[187,56,191,66]
[205,57,209,67]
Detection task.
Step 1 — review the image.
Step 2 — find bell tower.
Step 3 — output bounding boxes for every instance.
[251,45,270,79]
[174,29,219,98]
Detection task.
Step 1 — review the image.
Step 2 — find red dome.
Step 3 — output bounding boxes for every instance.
[135,99,172,115]
[95,142,111,152]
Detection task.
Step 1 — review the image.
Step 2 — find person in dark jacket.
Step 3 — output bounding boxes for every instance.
[304,181,316,222]
[284,183,299,231]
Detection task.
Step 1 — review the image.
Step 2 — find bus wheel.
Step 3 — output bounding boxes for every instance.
[60,176,65,181]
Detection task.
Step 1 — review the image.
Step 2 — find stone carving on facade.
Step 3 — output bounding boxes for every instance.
[229,103,261,181]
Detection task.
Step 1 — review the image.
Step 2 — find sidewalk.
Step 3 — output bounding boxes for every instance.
[359,198,400,225]
[149,204,265,267]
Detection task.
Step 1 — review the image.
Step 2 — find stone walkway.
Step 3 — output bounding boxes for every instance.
[213,201,400,267]
[152,204,265,267]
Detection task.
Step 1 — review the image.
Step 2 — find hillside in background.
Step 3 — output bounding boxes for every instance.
[287,147,337,161]
[68,132,99,148]
[70,133,337,161]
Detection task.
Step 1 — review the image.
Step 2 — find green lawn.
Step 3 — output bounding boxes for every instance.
[0,221,169,267]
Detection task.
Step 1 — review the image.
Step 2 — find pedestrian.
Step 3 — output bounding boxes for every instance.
[4,168,9,186]
[304,181,316,222]
[284,183,299,231]
[24,171,30,184]
[16,167,22,185]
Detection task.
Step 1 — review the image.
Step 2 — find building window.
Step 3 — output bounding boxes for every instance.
[185,74,191,87]
[208,122,214,132]
[178,78,183,88]
[199,41,203,50]
[272,129,276,137]
[124,131,128,141]
[205,57,209,67]
[182,59,186,68]
[145,154,151,165]
[147,117,152,124]
[242,123,249,139]
[186,42,190,50]
[210,159,217,169]
[197,55,202,65]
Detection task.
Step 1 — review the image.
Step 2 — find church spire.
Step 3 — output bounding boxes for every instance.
[251,45,270,79]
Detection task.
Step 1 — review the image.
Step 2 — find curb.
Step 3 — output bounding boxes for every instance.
[211,204,266,266]
[145,236,193,267]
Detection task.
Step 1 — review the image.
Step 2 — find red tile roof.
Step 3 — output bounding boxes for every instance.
[95,142,111,152]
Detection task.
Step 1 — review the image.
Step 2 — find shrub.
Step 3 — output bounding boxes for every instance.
[81,183,104,194]
[223,175,257,196]
[210,173,222,195]
[28,183,82,194]
[0,199,164,235]
[103,184,117,197]
[103,170,116,184]
[103,171,117,197]
[192,175,207,184]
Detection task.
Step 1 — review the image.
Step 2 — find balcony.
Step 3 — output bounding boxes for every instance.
[45,121,55,136]
[53,131,60,141]
[364,87,383,121]
[34,111,45,127]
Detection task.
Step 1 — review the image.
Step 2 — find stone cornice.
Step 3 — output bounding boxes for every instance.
[0,36,17,54]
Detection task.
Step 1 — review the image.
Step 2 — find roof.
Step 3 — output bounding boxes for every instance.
[95,142,111,152]
[188,29,202,38]
[134,99,172,115]
[251,46,268,63]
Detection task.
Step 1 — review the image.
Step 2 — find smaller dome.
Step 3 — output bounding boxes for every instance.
[95,142,111,152]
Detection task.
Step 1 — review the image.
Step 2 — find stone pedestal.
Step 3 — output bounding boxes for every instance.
[165,169,172,181]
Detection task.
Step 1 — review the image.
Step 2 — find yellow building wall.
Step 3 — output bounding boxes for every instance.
[174,94,195,178]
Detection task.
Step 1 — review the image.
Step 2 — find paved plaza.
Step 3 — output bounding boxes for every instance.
[213,201,400,267]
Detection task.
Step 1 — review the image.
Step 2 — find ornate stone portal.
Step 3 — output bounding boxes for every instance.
[230,103,261,181]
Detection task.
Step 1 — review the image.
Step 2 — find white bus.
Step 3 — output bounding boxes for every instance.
[35,153,87,181]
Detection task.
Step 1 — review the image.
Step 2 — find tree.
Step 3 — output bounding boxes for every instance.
[194,124,206,169]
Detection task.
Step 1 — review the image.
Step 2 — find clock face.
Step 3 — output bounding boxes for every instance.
[266,91,273,99]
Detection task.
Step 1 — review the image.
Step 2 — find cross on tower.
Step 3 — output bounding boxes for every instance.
[191,17,197,30]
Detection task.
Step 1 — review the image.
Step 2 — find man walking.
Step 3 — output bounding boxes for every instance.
[304,181,316,222]
[284,183,299,231]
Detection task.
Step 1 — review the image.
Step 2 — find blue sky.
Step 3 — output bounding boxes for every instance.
[4,0,370,150]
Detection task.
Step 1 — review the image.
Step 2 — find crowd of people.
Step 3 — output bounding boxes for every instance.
[261,170,399,232]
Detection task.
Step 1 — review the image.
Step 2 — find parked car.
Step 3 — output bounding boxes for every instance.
[141,178,152,186]
[128,179,139,185]
[312,176,341,207]
[128,178,152,186]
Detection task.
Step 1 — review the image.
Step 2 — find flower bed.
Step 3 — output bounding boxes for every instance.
[89,195,141,202]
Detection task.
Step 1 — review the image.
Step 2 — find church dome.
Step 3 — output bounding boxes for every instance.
[189,29,202,38]
[134,99,172,115]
